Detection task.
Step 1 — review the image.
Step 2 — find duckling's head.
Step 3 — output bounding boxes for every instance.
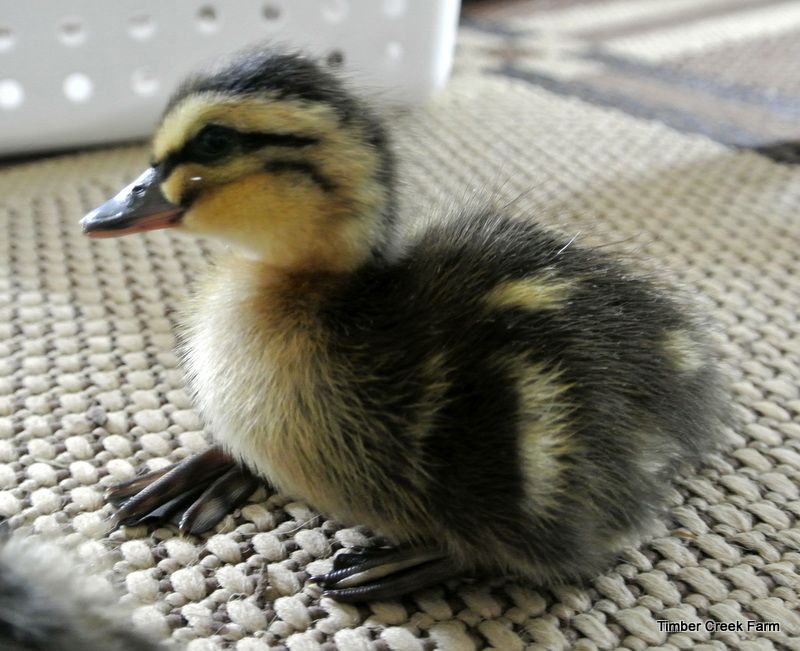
[82,50,395,272]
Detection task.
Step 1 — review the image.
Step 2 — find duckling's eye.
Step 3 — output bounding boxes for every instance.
[189,125,238,161]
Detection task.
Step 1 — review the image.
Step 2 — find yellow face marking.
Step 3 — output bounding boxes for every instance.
[178,171,370,272]
[159,154,273,205]
[483,277,573,312]
[150,92,389,271]
[663,330,705,373]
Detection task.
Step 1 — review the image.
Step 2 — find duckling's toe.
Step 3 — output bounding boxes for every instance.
[312,547,459,602]
[329,547,389,571]
[106,446,260,533]
[178,466,261,534]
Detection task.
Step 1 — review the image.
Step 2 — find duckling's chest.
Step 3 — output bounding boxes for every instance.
[178,267,348,509]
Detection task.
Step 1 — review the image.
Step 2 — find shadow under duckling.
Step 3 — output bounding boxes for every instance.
[81,48,729,602]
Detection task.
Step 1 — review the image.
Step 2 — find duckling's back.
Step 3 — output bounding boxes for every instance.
[319,207,728,582]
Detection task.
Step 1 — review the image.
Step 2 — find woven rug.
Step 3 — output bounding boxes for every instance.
[1,1,799,649]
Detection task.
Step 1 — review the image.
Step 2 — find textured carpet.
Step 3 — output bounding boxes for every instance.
[1,1,799,649]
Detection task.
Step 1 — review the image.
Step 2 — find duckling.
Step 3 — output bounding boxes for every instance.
[0,528,166,650]
[81,49,728,602]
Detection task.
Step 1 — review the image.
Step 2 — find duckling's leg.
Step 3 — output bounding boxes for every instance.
[312,547,460,602]
[106,447,261,534]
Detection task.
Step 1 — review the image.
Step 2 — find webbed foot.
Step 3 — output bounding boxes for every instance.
[106,447,261,535]
[311,546,459,602]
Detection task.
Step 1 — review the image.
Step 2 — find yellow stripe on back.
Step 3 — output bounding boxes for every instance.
[506,357,576,515]
[663,330,706,373]
[483,277,574,312]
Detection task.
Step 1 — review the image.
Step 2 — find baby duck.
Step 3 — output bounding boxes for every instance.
[0,529,165,650]
[81,49,728,602]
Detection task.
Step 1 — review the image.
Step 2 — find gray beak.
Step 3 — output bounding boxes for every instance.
[80,167,184,238]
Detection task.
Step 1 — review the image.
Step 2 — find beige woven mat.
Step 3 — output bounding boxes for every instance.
[2,5,800,651]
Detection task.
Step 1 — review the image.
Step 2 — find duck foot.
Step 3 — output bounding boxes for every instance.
[106,446,261,535]
[312,546,460,602]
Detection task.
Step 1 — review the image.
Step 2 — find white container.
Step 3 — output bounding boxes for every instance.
[0,0,460,156]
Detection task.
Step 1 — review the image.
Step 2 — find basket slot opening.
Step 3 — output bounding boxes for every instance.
[63,73,93,103]
[384,0,407,18]
[129,15,156,41]
[326,50,345,68]
[262,4,282,22]
[0,79,24,110]
[131,68,159,97]
[386,42,403,62]
[323,0,348,23]
[197,6,221,34]
[59,16,86,47]
[0,26,14,52]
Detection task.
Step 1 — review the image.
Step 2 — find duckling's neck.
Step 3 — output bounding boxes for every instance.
[225,200,396,281]
[215,228,388,308]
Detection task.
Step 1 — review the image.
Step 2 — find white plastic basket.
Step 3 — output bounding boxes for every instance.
[0,0,460,156]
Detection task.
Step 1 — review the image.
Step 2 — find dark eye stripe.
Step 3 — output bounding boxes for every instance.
[157,128,320,176]
[263,160,335,193]
[239,131,319,150]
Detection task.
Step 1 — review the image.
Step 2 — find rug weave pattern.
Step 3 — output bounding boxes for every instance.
[1,2,799,649]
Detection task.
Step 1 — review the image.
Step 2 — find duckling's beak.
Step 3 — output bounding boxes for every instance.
[80,167,184,238]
